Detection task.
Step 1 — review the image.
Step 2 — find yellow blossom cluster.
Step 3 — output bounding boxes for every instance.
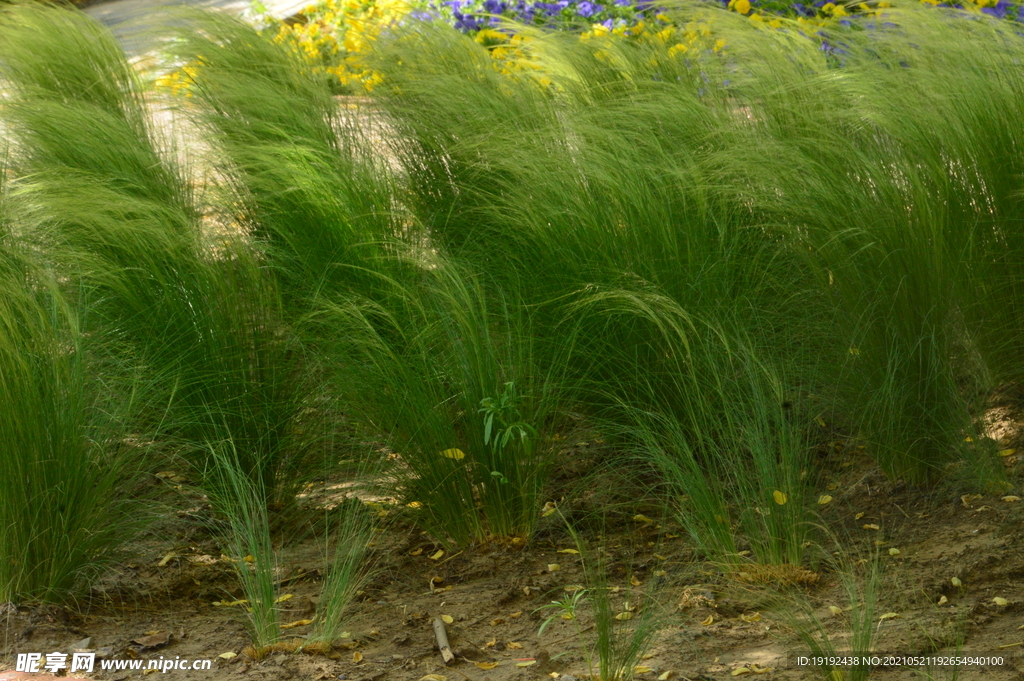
[270,0,411,91]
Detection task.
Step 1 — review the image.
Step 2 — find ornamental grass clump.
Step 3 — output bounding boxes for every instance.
[325,254,563,547]
[0,2,328,511]
[0,248,144,603]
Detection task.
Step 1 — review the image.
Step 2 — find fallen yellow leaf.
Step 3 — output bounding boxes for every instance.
[889,548,901,556]
[631,575,642,587]
[732,668,752,676]
[1000,449,1016,457]
[274,594,293,603]
[474,662,499,670]
[635,667,654,674]
[557,548,580,554]
[615,612,633,620]
[937,596,948,605]
[430,550,444,560]
[750,664,773,674]
[658,673,674,681]
[507,641,523,649]
[634,514,654,523]
[420,675,447,681]
[280,619,314,629]
[541,501,557,517]
[218,652,236,660]
[440,448,465,460]
[1003,496,1021,502]
[951,577,962,587]
[828,605,843,616]
[516,660,537,667]
[863,524,880,530]
[410,548,423,556]
[353,652,363,663]
[701,615,714,626]
[441,614,454,624]
[510,611,522,618]
[818,495,833,505]
[994,597,1009,606]
[547,563,560,572]
[879,612,900,621]
[485,638,496,647]
[740,612,761,622]
[773,490,787,505]
[855,512,865,520]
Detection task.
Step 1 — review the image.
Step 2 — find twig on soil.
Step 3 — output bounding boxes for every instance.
[432,616,455,664]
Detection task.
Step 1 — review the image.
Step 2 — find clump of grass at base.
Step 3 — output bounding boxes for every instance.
[536,513,665,681]
[327,254,562,547]
[0,252,144,603]
[206,441,281,650]
[305,495,374,649]
[770,549,882,681]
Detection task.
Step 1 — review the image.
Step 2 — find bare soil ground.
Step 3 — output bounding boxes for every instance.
[2,422,1024,681]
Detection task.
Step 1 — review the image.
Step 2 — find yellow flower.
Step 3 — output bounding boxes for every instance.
[714,38,726,52]
[734,0,751,13]
[667,43,689,56]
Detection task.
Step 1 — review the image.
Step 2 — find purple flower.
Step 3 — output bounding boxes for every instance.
[576,0,604,17]
[982,0,1009,18]
[483,0,508,12]
[791,2,814,16]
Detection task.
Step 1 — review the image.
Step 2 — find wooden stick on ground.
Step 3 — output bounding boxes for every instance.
[432,616,455,664]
